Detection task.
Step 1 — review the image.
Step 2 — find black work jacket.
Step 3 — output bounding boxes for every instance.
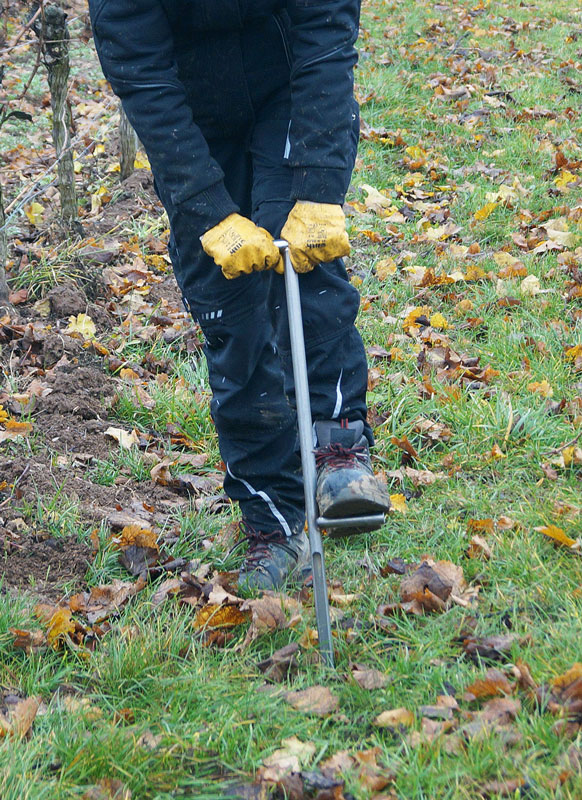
[89,0,361,235]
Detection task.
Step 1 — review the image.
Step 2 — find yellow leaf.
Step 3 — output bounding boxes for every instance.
[46,608,75,648]
[134,152,151,170]
[0,420,33,441]
[493,251,521,269]
[429,312,450,330]
[527,379,553,398]
[193,604,249,630]
[473,201,498,221]
[24,202,45,226]
[0,406,9,424]
[565,344,582,362]
[90,185,111,214]
[375,258,397,280]
[520,275,541,297]
[405,145,427,160]
[536,524,579,550]
[555,170,577,189]
[66,313,96,339]
[390,493,407,514]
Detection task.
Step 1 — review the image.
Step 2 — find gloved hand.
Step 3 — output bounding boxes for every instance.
[281,201,350,273]
[201,213,282,279]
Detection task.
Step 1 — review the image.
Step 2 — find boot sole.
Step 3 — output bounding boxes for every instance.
[318,497,389,537]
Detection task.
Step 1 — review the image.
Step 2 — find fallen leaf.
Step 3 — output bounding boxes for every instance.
[0,419,33,441]
[259,736,316,782]
[257,643,299,683]
[462,634,517,662]
[81,779,132,800]
[240,593,290,647]
[376,258,397,279]
[463,668,514,701]
[285,686,339,716]
[467,535,492,560]
[351,666,390,690]
[474,201,498,221]
[24,202,45,226]
[66,313,96,339]
[374,707,414,728]
[389,493,407,513]
[0,696,41,739]
[46,608,75,649]
[520,275,541,297]
[10,628,47,654]
[193,604,249,631]
[478,778,526,798]
[353,747,395,792]
[104,427,139,449]
[69,578,146,624]
[536,524,581,553]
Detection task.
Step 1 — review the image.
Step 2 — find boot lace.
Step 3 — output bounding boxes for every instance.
[314,443,368,470]
[240,525,295,570]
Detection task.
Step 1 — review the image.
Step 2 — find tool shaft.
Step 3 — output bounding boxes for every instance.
[276,240,334,667]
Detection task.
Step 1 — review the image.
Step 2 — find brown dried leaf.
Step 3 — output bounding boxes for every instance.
[351,667,390,690]
[462,634,517,662]
[10,628,47,654]
[463,668,514,701]
[240,593,290,647]
[69,578,146,624]
[390,435,419,460]
[151,577,181,606]
[320,750,356,776]
[3,696,41,738]
[467,518,495,534]
[478,778,526,798]
[193,604,249,631]
[257,643,299,683]
[374,707,414,728]
[412,416,452,442]
[285,686,339,716]
[353,747,395,792]
[467,535,492,560]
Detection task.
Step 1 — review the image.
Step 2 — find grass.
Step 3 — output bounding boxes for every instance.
[1,0,582,797]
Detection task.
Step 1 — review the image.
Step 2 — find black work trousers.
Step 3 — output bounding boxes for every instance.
[163,15,371,536]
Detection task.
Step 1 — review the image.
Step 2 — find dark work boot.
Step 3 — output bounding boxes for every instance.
[314,420,391,535]
[237,524,311,591]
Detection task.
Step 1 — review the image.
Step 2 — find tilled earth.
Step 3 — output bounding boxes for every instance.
[0,175,212,604]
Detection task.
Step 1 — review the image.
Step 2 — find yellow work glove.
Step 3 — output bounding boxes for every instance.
[200,213,282,279]
[281,201,350,273]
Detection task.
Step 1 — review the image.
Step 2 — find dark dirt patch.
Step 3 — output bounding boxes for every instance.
[41,332,85,368]
[90,170,162,236]
[39,364,115,419]
[47,282,88,318]
[0,534,91,601]
[146,275,184,309]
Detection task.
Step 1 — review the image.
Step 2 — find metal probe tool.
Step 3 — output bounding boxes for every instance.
[275,240,386,667]
[276,239,335,666]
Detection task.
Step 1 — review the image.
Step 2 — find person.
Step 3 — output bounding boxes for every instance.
[89,0,391,590]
